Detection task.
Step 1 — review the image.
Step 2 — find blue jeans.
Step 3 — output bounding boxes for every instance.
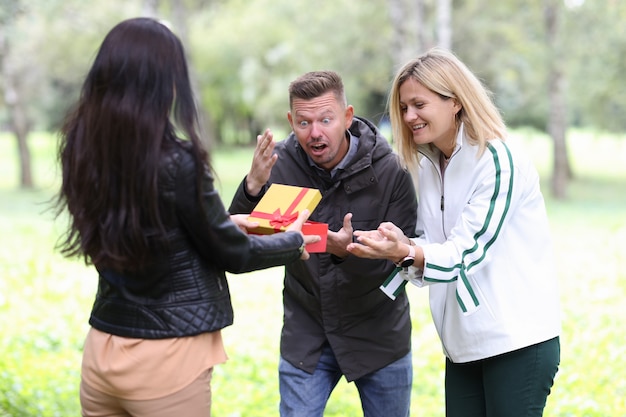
[279,344,412,417]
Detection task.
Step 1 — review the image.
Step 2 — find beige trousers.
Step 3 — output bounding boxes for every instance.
[80,368,213,417]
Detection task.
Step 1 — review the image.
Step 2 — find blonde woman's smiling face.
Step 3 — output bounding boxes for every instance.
[399,77,461,157]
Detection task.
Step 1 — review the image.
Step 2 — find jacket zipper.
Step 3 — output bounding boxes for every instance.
[419,151,448,239]
[419,146,459,361]
[440,163,446,239]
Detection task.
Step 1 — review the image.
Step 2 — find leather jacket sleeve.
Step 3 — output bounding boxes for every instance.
[173,149,304,274]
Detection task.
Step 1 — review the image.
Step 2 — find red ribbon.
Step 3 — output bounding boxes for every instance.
[250,188,309,232]
[269,209,298,228]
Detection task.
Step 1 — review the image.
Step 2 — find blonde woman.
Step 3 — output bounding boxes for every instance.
[347,48,561,417]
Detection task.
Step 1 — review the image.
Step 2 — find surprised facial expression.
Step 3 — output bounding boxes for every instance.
[288,92,354,171]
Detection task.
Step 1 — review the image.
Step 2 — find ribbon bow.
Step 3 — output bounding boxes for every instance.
[269,209,299,229]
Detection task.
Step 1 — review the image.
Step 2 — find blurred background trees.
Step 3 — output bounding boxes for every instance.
[0,0,624,197]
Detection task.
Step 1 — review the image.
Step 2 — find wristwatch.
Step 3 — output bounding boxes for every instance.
[394,243,415,268]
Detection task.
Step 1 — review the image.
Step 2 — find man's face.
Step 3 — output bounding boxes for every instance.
[288,91,354,171]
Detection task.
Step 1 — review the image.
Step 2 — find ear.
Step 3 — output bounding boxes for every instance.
[344,105,354,129]
[287,111,294,129]
[453,99,462,115]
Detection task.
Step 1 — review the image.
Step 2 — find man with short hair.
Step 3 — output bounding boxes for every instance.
[229,70,417,417]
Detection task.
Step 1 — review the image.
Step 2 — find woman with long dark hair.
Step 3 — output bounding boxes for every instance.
[55,17,317,416]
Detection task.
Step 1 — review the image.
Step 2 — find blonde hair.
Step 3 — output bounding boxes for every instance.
[387,48,507,173]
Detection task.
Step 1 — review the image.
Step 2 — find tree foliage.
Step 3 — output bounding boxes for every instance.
[189,0,394,144]
[564,1,626,131]
[0,0,624,156]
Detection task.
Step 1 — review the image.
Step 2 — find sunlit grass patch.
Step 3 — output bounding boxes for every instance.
[1,129,624,416]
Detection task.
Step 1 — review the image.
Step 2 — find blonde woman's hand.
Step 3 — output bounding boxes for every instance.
[347,222,408,261]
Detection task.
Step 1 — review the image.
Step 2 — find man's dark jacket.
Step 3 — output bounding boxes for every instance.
[90,138,305,339]
[229,117,417,381]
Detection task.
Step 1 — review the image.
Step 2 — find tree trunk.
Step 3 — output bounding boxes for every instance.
[142,0,159,16]
[544,0,571,199]
[414,0,426,52]
[171,0,216,148]
[388,0,420,70]
[547,68,568,198]
[0,21,33,189]
[437,0,452,50]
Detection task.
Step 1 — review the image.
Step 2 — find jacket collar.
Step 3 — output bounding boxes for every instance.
[418,123,465,164]
[287,116,392,176]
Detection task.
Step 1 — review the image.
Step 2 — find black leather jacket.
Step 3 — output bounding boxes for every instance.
[230,117,417,381]
[89,138,304,339]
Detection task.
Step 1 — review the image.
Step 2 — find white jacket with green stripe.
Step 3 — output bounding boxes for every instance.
[402,125,561,363]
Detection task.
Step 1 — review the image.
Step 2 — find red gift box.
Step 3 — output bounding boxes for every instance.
[301,221,328,253]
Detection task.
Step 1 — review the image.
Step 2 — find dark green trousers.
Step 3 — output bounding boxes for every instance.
[445,337,560,417]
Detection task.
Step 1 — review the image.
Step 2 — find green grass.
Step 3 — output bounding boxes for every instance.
[0,129,625,416]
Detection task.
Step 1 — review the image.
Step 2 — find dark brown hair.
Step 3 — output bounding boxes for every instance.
[288,70,347,109]
[55,17,209,272]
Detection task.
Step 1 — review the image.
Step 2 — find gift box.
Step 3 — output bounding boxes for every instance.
[248,183,328,253]
[300,221,328,253]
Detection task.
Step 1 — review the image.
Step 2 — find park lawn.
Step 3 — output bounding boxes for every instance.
[0,129,625,416]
